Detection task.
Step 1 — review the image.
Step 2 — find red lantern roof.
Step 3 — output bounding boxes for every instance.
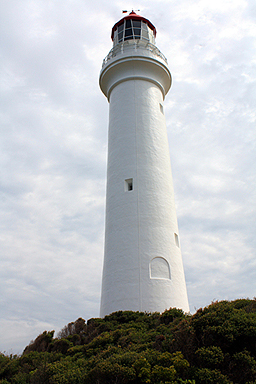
[111,11,157,41]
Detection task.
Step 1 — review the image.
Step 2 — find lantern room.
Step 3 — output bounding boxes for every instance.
[111,11,156,46]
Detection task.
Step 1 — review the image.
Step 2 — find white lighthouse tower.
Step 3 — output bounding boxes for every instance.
[99,11,189,317]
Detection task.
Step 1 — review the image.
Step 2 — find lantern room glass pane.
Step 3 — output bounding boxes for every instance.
[113,30,117,44]
[125,19,132,28]
[142,29,149,40]
[124,28,133,40]
[118,23,124,32]
[132,20,141,28]
[134,29,141,38]
[118,32,123,42]
[148,28,154,43]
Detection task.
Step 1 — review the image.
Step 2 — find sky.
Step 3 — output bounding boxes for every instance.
[0,0,255,354]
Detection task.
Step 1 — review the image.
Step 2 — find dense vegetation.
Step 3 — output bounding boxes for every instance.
[1,299,256,383]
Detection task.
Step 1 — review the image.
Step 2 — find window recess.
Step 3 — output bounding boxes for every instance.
[174,233,180,247]
[125,178,133,192]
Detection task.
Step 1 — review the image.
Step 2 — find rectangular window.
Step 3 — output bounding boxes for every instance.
[125,178,133,192]
[160,103,164,114]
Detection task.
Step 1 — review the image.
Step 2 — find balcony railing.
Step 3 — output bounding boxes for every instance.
[102,40,168,67]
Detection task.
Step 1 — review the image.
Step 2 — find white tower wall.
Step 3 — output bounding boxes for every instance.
[100,30,189,316]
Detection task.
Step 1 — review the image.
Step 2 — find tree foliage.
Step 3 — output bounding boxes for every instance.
[1,299,256,383]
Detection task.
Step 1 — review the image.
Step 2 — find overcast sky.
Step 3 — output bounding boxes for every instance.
[0,0,255,354]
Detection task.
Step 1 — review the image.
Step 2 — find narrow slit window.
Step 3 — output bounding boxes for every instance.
[159,103,164,114]
[125,178,133,192]
[174,233,180,248]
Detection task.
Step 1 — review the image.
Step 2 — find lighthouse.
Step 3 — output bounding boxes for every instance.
[99,11,189,317]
